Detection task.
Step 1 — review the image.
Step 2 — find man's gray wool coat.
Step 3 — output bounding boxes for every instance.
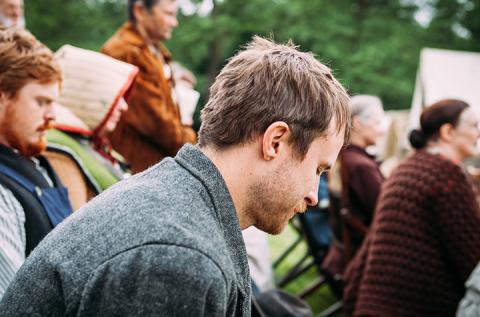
[0,144,251,316]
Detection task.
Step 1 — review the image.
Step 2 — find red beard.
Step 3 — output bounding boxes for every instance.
[3,117,53,158]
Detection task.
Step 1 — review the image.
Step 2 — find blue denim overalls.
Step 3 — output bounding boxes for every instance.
[0,163,72,226]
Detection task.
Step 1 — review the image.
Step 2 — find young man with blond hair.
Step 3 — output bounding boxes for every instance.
[0,36,350,316]
[0,29,72,298]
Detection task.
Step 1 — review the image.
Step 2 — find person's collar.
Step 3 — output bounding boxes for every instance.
[343,143,378,161]
[345,143,368,154]
[174,144,250,292]
[425,145,462,165]
[117,22,145,48]
[0,144,54,186]
[0,143,36,161]
[120,22,172,62]
[174,144,238,230]
[0,144,24,157]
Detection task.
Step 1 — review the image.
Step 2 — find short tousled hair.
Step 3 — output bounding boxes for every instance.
[198,36,351,159]
[0,28,61,98]
[127,0,160,22]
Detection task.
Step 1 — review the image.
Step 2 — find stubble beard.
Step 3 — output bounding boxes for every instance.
[294,201,308,214]
[245,176,303,235]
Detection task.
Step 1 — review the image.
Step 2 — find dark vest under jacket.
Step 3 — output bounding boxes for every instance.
[0,145,64,256]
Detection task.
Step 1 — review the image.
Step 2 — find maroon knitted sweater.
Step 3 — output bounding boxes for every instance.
[343,150,480,317]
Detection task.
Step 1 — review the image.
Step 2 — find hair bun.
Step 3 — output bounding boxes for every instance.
[409,129,427,149]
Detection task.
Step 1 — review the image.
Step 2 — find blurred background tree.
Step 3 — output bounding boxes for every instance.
[25,0,479,129]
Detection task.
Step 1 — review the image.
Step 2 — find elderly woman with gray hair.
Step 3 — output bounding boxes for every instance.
[323,95,386,276]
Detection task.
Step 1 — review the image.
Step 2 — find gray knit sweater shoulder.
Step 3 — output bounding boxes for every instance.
[0,144,251,316]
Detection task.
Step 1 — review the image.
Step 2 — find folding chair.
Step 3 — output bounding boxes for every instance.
[273,207,343,317]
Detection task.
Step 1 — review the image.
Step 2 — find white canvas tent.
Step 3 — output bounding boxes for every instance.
[376,48,480,175]
[409,47,480,131]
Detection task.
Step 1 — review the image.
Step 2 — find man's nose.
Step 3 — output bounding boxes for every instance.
[11,7,22,19]
[305,190,319,207]
[45,105,56,121]
[171,16,178,28]
[305,177,321,207]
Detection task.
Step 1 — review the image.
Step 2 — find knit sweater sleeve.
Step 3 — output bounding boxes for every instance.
[76,244,228,317]
[434,166,480,281]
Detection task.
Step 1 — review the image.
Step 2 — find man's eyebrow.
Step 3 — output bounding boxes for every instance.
[36,96,54,102]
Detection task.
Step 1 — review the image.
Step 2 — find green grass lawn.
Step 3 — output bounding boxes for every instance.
[268,224,343,316]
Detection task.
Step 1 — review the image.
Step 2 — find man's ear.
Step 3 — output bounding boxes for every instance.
[352,116,362,131]
[0,92,10,119]
[133,1,146,23]
[0,91,8,106]
[261,121,290,161]
[438,123,455,142]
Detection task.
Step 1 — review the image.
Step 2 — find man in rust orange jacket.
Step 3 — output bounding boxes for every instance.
[101,0,196,173]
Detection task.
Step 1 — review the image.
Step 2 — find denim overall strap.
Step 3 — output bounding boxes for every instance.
[0,163,39,192]
[0,163,73,226]
[37,187,73,226]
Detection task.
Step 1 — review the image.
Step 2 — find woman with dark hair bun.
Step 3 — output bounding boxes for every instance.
[409,99,470,152]
[343,99,480,317]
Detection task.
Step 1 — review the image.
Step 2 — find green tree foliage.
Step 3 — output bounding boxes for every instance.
[26,0,125,50]
[170,0,478,112]
[25,0,479,118]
